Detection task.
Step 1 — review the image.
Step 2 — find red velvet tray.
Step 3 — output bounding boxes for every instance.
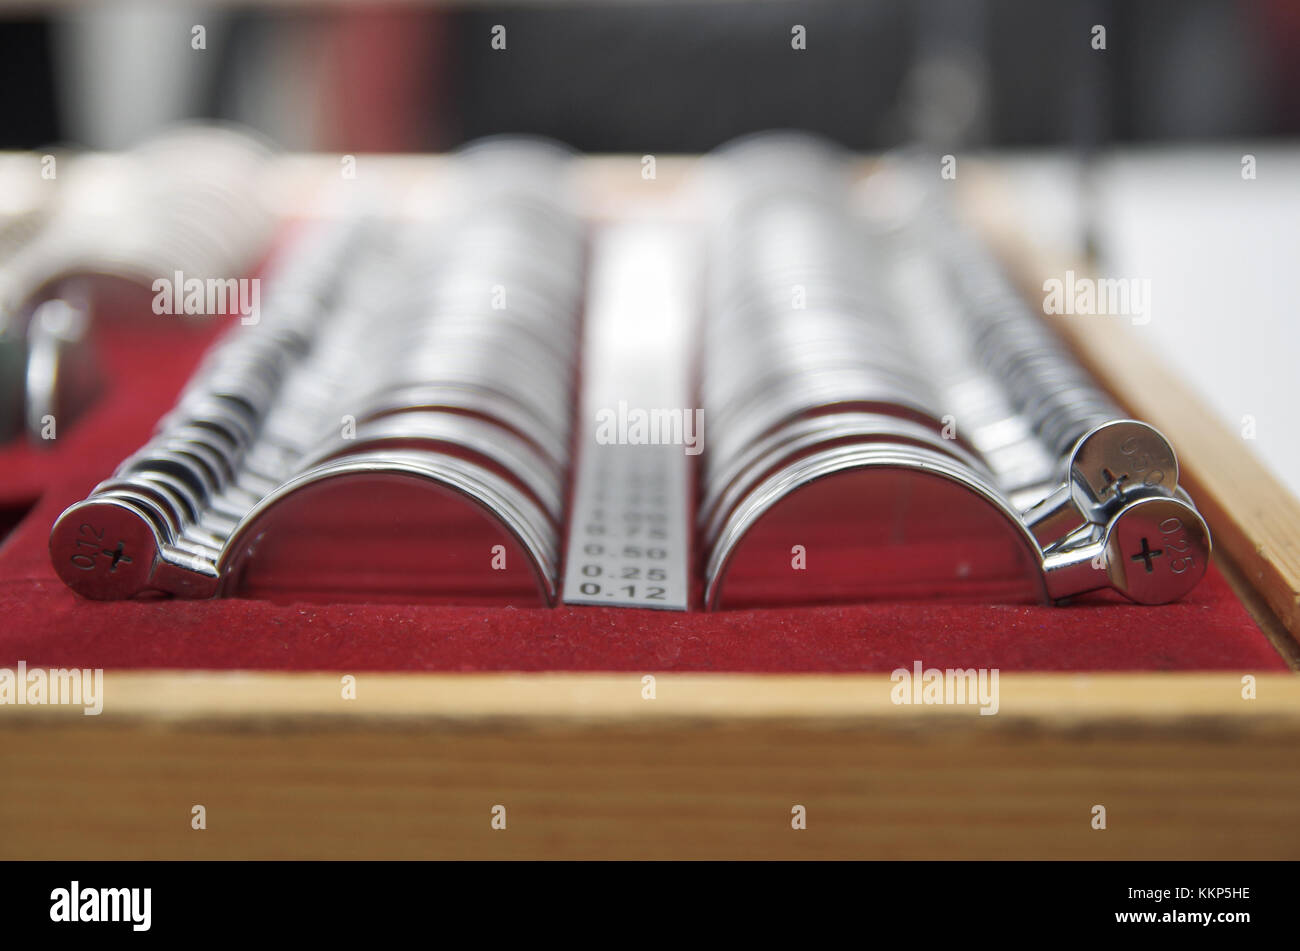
[0,306,1285,675]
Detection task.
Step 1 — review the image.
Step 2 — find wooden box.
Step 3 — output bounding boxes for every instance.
[2,156,1297,860]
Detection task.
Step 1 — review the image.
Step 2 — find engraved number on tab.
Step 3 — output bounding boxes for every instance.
[1158,516,1195,574]
[68,523,134,574]
[1118,434,1168,489]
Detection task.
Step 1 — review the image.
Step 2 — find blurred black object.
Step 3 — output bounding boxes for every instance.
[0,0,1296,152]
[0,18,61,148]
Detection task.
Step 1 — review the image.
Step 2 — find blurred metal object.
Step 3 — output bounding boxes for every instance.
[5,123,274,313]
[1,123,275,446]
[0,207,53,443]
[0,319,24,444]
[0,283,102,448]
[23,292,100,443]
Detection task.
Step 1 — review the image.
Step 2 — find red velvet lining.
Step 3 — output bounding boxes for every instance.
[0,301,1287,673]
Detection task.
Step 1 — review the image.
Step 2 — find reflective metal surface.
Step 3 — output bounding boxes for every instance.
[698,134,1209,609]
[51,136,584,605]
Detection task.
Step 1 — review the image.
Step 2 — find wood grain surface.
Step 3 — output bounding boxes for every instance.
[2,672,1298,859]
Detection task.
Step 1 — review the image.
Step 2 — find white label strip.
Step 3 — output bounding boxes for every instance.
[562,223,698,610]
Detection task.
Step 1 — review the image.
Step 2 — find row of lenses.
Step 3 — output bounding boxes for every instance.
[52,137,585,602]
[77,217,367,576]
[930,206,1123,460]
[213,140,584,596]
[697,136,1017,602]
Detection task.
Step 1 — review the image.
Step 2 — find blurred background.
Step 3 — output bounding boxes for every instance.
[1,0,1298,153]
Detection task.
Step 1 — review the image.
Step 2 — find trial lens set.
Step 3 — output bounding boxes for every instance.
[0,127,1208,610]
